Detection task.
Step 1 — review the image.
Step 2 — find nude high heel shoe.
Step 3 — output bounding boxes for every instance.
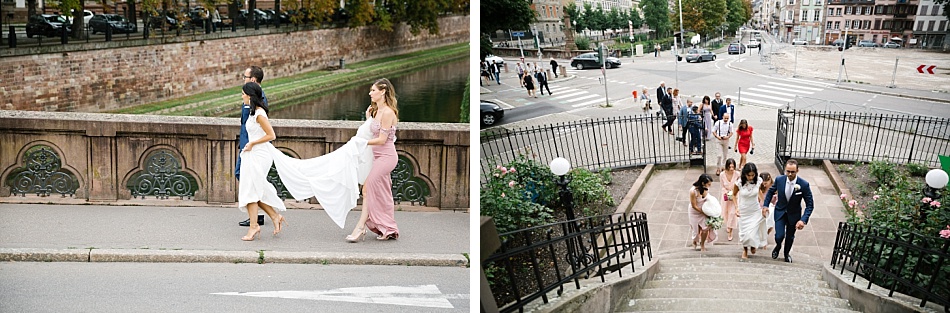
[242,226,261,241]
[345,229,366,243]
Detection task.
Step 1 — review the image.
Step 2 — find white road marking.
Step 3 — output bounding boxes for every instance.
[725,95,787,108]
[747,87,808,97]
[212,285,467,309]
[755,84,816,94]
[735,91,794,102]
[573,98,607,107]
[552,91,588,99]
[564,94,601,103]
[766,82,823,91]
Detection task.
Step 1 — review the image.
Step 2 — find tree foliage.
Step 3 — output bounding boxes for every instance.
[480,0,535,34]
[673,0,726,37]
[725,0,748,33]
[640,0,672,39]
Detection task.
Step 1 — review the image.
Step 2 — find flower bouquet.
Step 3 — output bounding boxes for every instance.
[706,216,724,230]
[702,196,723,230]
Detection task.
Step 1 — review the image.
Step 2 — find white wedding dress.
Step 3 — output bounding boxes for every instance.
[238,108,374,229]
[737,177,768,249]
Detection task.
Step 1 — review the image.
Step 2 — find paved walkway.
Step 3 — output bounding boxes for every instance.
[0,204,469,266]
[634,165,848,263]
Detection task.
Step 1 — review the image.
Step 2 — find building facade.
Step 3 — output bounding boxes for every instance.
[913,0,947,48]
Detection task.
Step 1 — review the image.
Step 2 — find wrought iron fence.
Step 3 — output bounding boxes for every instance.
[774,110,950,170]
[484,212,652,313]
[481,114,704,183]
[831,222,950,312]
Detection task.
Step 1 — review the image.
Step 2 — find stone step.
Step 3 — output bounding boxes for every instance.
[657,254,824,271]
[650,272,831,288]
[634,288,849,308]
[615,298,856,312]
[643,277,837,294]
[658,261,823,277]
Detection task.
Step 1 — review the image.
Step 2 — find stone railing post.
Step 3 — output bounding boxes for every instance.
[480,216,501,313]
[87,124,118,202]
[206,127,238,204]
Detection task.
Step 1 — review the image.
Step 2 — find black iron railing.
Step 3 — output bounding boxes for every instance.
[831,222,950,312]
[775,110,950,170]
[484,212,652,313]
[481,114,704,183]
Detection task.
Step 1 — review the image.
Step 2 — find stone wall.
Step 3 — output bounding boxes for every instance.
[0,110,470,210]
[0,16,469,112]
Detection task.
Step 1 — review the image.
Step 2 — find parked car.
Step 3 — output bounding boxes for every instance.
[65,9,94,25]
[263,9,290,23]
[791,38,808,45]
[684,49,716,62]
[484,55,504,66]
[858,40,879,47]
[883,41,901,48]
[88,14,136,34]
[480,101,505,126]
[727,43,746,54]
[570,52,621,70]
[748,39,760,48]
[26,14,71,38]
[148,12,178,31]
[831,39,852,49]
[235,9,272,27]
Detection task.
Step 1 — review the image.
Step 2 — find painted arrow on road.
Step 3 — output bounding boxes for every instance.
[212,284,468,309]
[917,65,936,74]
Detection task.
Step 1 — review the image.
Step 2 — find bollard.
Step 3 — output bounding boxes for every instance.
[254,16,259,30]
[339,58,345,69]
[60,25,67,44]
[503,63,509,73]
[7,26,15,48]
[205,20,211,34]
[105,26,112,41]
[559,65,566,77]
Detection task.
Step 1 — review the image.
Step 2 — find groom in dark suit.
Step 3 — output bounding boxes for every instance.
[762,159,814,263]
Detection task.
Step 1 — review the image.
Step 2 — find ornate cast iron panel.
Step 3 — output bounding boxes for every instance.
[267,164,292,200]
[391,155,431,206]
[6,145,79,197]
[127,149,198,200]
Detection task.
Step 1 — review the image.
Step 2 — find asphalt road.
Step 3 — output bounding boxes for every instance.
[482,32,950,127]
[0,262,470,313]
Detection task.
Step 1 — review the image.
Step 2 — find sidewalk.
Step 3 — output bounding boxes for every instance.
[0,204,469,266]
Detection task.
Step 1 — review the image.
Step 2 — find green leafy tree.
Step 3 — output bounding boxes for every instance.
[629,8,643,29]
[725,0,747,33]
[672,0,726,37]
[563,2,585,32]
[585,3,607,33]
[640,0,671,39]
[480,0,535,34]
[607,7,622,30]
[345,0,376,27]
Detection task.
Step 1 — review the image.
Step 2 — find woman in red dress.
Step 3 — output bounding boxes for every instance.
[734,119,755,170]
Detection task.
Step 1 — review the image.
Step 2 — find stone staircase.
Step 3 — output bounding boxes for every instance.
[615,250,858,312]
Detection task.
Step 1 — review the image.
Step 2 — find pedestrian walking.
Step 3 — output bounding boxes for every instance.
[639,88,652,111]
[687,104,704,154]
[688,174,717,252]
[536,69,551,95]
[711,92,724,121]
[734,119,755,170]
[763,159,816,263]
[735,163,767,259]
[720,158,740,241]
[492,61,501,85]
[654,43,661,57]
[516,63,525,87]
[237,66,268,227]
[719,97,736,122]
[549,57,559,78]
[701,96,714,140]
[676,99,691,145]
[758,172,777,248]
[712,113,734,175]
[523,70,536,98]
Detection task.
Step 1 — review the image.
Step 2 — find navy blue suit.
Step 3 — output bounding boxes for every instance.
[235,92,267,180]
[763,175,815,257]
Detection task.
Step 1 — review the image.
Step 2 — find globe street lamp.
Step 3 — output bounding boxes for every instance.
[921,169,949,223]
[549,157,576,222]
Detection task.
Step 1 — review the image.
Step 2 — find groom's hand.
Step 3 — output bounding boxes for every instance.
[796,221,805,230]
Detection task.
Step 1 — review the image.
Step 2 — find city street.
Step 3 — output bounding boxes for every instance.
[0,262,469,312]
[482,32,950,129]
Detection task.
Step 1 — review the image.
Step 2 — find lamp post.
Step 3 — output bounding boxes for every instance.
[921,169,949,224]
[550,157,592,268]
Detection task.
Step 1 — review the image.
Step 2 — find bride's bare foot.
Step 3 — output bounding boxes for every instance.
[700,245,707,252]
[741,250,749,259]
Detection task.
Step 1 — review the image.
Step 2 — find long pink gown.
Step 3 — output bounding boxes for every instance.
[364,119,400,239]
[720,170,740,231]
[688,187,718,244]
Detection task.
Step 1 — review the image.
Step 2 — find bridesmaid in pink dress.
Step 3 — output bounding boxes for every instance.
[720,158,740,241]
[346,78,400,242]
[688,174,717,251]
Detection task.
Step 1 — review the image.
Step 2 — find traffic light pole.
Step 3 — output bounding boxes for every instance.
[601,43,610,107]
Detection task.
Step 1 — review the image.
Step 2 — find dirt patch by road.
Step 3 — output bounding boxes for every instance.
[769,46,950,92]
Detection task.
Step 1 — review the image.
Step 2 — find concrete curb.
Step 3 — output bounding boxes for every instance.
[0,248,468,267]
[616,164,655,216]
[524,258,660,313]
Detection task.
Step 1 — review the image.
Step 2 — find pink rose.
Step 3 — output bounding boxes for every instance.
[872,195,880,200]
[496,165,503,170]
[500,166,508,173]
[848,200,857,208]
[840,194,847,200]
[508,167,517,173]
[922,197,933,203]
[940,226,950,239]
[508,181,516,188]
[501,192,506,198]
[931,201,941,208]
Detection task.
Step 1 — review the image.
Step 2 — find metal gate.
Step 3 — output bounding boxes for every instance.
[774,110,792,171]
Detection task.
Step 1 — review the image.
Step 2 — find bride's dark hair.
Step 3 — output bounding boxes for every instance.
[692,174,713,195]
[740,163,759,186]
[243,82,267,115]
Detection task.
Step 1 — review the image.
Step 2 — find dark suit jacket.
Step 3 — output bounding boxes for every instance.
[656,86,667,104]
[719,104,735,122]
[763,176,815,224]
[711,98,724,119]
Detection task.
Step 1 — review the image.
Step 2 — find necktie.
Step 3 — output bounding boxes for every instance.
[786,180,793,201]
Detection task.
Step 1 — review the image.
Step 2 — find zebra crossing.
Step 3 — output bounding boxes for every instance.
[493,84,609,108]
[725,80,830,108]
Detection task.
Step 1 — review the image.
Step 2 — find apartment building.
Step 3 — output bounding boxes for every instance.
[529,0,567,44]
[913,0,947,48]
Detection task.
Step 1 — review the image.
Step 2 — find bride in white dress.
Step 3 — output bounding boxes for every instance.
[734,163,768,259]
[238,82,372,241]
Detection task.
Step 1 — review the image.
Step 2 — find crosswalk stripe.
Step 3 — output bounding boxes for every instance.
[725,95,787,108]
[766,82,823,91]
[547,86,570,91]
[573,98,606,107]
[755,84,815,94]
[564,94,601,103]
[748,87,807,97]
[552,91,588,99]
[736,91,794,102]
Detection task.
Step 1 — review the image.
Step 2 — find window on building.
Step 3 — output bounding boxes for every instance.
[814,9,821,21]
[834,21,841,29]
[864,20,870,29]
[853,20,860,28]
[941,20,948,31]
[875,6,883,14]
[801,9,808,21]
[788,0,795,5]
[864,7,870,15]
[875,20,881,29]
[917,20,924,31]
[883,20,892,29]
[836,8,842,15]
[845,6,850,14]
[920,5,928,15]
[803,0,809,5]
[827,21,833,29]
[933,5,940,16]
[828,8,835,16]
[929,20,936,31]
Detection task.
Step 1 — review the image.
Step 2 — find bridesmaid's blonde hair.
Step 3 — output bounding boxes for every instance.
[370,78,399,119]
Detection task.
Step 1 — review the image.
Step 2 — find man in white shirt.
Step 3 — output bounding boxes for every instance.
[712,113,734,175]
